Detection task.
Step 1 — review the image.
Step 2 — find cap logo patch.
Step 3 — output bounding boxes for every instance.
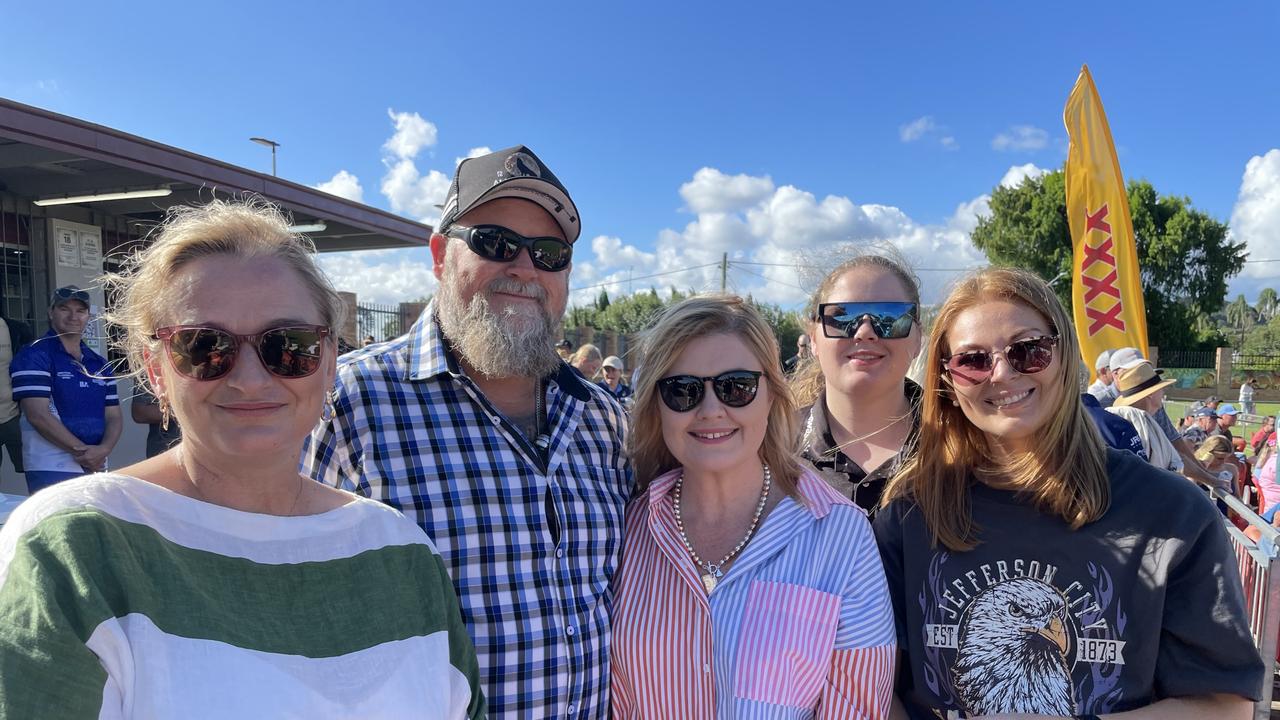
[504,152,542,179]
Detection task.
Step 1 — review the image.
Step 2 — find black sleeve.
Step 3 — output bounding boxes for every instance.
[872,500,909,651]
[1155,505,1265,701]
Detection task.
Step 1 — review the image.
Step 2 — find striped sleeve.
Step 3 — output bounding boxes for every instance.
[819,508,897,719]
[10,346,52,400]
[104,378,119,407]
[0,515,118,718]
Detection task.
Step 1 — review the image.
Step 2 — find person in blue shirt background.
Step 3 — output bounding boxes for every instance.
[9,286,120,493]
[597,355,633,406]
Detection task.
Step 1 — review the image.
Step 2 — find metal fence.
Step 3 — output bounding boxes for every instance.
[1160,350,1216,369]
[1209,487,1280,720]
[356,302,404,345]
[1236,353,1280,372]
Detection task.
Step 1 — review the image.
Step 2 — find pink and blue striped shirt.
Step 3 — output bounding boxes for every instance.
[610,468,896,719]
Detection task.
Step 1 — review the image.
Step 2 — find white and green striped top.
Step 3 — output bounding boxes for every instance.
[0,473,485,719]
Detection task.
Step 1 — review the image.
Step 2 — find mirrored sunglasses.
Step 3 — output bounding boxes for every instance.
[152,325,330,381]
[815,301,918,339]
[657,370,762,413]
[942,335,1059,387]
[447,224,573,272]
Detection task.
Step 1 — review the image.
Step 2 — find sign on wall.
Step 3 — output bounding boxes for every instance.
[56,228,79,268]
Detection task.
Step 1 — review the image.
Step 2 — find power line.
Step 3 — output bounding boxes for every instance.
[569,262,720,293]
[731,263,810,293]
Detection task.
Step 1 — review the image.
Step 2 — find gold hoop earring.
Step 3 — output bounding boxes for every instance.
[159,396,172,431]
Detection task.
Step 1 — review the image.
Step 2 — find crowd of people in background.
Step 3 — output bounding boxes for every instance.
[0,144,1269,718]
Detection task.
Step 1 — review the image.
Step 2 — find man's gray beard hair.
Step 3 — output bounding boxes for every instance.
[436,254,564,380]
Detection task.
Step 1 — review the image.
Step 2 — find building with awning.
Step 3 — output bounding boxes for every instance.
[0,97,430,493]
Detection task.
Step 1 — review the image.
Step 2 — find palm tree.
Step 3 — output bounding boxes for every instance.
[1257,287,1278,323]
[1227,294,1253,329]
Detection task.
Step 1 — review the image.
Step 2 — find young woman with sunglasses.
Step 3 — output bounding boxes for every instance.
[610,295,895,719]
[792,253,923,515]
[874,268,1262,720]
[0,199,484,719]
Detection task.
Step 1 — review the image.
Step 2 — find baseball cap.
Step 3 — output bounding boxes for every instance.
[602,356,624,370]
[50,285,90,309]
[1218,403,1239,416]
[437,145,581,243]
[1094,350,1112,372]
[1108,347,1145,373]
[1192,407,1218,418]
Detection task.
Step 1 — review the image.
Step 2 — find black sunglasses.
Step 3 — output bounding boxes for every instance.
[815,301,918,339]
[446,224,573,272]
[942,335,1059,387]
[152,325,330,381]
[657,370,763,413]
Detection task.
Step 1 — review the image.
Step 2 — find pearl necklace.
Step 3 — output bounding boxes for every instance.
[673,464,771,593]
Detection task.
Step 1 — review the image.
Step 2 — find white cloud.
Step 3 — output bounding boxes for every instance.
[940,136,958,150]
[1228,149,1280,301]
[992,125,1049,152]
[380,160,450,224]
[679,168,775,214]
[566,167,1016,308]
[314,170,364,203]
[999,163,1048,189]
[318,249,438,306]
[382,109,437,160]
[456,146,493,166]
[899,116,936,142]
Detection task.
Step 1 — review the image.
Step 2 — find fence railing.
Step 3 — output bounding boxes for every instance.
[1236,353,1280,372]
[1208,486,1280,720]
[356,302,405,344]
[1160,350,1216,369]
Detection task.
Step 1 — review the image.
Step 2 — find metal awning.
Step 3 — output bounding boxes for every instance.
[0,97,430,251]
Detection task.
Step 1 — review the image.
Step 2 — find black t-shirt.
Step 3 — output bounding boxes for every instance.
[873,448,1263,718]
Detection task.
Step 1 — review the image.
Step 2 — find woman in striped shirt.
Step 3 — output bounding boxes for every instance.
[0,199,484,719]
[610,295,896,719]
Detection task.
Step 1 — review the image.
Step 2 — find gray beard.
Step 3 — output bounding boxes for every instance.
[436,262,564,381]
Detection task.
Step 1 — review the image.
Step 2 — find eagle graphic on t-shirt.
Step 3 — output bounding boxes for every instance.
[952,578,1075,716]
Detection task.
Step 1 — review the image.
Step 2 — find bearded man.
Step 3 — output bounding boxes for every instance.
[306,146,631,719]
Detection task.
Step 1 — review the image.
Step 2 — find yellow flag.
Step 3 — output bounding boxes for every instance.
[1064,65,1148,380]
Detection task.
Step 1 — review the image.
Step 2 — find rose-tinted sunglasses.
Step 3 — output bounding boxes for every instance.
[657,370,762,413]
[152,325,330,381]
[942,335,1059,387]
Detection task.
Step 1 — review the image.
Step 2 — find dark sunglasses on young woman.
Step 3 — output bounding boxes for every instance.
[815,301,918,339]
[446,224,573,272]
[152,325,330,381]
[942,335,1059,387]
[656,370,762,413]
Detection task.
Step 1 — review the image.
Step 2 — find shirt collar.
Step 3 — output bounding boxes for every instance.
[407,301,594,402]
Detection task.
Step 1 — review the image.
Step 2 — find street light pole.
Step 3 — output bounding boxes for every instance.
[249,137,280,177]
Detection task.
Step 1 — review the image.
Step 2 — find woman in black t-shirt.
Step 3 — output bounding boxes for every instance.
[875,267,1262,720]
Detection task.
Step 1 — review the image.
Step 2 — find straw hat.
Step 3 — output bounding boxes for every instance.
[1112,361,1176,407]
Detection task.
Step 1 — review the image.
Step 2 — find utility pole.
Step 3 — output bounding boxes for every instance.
[721,252,728,292]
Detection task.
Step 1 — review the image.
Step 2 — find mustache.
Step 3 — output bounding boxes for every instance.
[485,277,548,302]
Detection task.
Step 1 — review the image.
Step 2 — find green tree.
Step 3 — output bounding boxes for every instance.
[971,169,1246,350]
[1256,287,1278,323]
[595,289,611,312]
[1226,294,1254,330]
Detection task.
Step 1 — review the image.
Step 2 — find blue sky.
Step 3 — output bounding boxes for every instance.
[3,1,1278,309]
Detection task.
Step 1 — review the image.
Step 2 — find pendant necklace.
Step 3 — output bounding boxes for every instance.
[673,464,771,593]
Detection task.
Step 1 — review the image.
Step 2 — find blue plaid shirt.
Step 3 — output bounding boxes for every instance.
[304,306,632,719]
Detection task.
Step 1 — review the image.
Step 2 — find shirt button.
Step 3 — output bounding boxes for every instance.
[567,705,576,715]
[566,626,576,636]
[703,663,710,673]
[556,548,564,558]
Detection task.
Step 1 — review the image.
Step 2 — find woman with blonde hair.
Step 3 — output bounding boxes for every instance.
[875,267,1262,719]
[611,295,895,719]
[571,342,603,380]
[0,199,483,718]
[792,251,923,515]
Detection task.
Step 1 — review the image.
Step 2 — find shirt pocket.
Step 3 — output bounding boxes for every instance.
[734,580,841,708]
